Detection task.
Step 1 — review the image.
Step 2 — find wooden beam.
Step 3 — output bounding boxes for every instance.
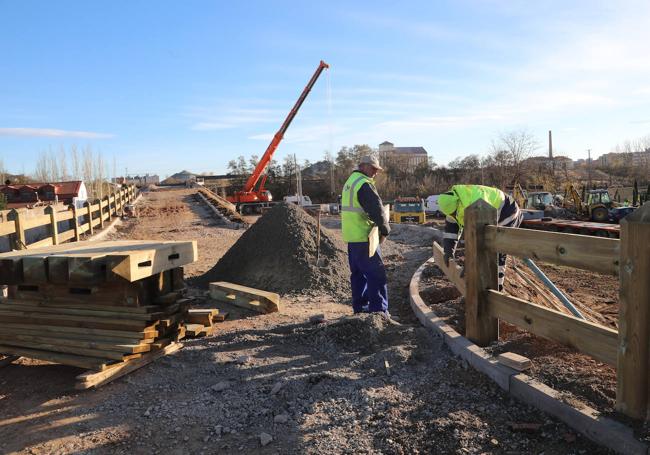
[75,342,182,389]
[0,344,109,369]
[487,290,618,366]
[8,209,26,250]
[484,225,619,276]
[209,281,280,313]
[44,206,59,246]
[432,242,466,295]
[0,333,150,354]
[108,241,198,282]
[497,352,532,371]
[0,322,155,339]
[616,203,650,419]
[464,200,499,345]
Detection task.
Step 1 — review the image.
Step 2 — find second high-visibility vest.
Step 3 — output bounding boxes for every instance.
[448,184,505,227]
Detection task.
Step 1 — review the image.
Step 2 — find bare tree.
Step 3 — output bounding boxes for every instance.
[71,144,80,180]
[59,145,69,181]
[493,129,538,184]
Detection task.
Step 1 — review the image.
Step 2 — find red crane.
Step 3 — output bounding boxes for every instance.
[227,60,330,210]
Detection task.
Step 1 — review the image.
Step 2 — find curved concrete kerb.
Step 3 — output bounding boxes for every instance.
[409,257,647,455]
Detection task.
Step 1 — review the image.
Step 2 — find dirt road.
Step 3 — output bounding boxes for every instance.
[0,189,608,454]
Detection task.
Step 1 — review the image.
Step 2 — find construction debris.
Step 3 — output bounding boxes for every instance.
[0,240,197,388]
[497,352,532,371]
[198,203,350,297]
[183,307,227,338]
[209,281,280,314]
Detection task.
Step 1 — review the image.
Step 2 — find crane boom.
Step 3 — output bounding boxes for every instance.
[236,60,329,200]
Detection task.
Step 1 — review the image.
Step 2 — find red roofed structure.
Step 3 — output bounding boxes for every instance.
[0,181,87,209]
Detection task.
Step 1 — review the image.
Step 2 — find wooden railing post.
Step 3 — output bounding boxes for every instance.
[109,192,115,216]
[616,203,650,419]
[69,205,80,242]
[44,205,59,245]
[97,198,104,229]
[84,201,94,236]
[464,199,499,346]
[7,209,26,250]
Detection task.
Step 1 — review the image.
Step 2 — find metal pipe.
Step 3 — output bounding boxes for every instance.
[522,258,585,320]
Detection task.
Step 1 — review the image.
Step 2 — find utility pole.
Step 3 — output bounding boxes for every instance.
[587,149,592,190]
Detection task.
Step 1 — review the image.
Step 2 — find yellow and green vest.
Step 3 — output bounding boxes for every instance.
[341,171,375,242]
[447,185,505,227]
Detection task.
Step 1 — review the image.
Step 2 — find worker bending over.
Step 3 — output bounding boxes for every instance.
[438,185,523,292]
[341,155,391,317]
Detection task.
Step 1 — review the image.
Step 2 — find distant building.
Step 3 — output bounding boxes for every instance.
[112,174,160,186]
[598,149,650,167]
[378,141,429,172]
[523,155,574,171]
[0,181,87,209]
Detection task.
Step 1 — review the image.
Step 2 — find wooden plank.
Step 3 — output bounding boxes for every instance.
[213,312,229,322]
[487,290,618,366]
[464,200,499,345]
[497,352,532,371]
[484,225,620,276]
[70,206,80,241]
[432,242,466,296]
[57,210,74,221]
[75,342,182,389]
[9,209,26,250]
[0,303,162,321]
[0,298,161,314]
[23,214,52,230]
[185,324,205,337]
[616,203,650,419]
[45,206,59,245]
[0,333,150,354]
[27,237,54,249]
[0,311,150,331]
[209,281,280,314]
[58,230,76,242]
[0,326,151,345]
[0,222,16,237]
[0,338,135,360]
[108,241,198,282]
[0,322,155,339]
[0,344,109,369]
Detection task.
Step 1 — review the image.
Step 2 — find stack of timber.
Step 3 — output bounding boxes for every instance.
[196,188,247,225]
[0,240,198,388]
[185,308,229,338]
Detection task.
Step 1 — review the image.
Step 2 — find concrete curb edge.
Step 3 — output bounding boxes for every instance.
[409,257,647,455]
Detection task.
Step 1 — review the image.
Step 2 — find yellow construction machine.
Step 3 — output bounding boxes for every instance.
[563,184,612,222]
[390,197,426,224]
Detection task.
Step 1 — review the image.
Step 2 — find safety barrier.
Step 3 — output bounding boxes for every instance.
[434,199,650,420]
[0,185,137,250]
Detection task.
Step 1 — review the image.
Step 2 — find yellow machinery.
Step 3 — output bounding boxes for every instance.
[391,197,426,224]
[563,184,612,222]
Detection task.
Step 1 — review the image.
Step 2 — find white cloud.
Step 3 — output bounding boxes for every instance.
[0,127,113,138]
[187,106,284,131]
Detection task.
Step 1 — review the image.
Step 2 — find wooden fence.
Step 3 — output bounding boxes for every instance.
[0,185,137,251]
[433,199,650,420]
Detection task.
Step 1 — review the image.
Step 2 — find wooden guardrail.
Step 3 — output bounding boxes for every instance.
[0,185,137,251]
[433,199,650,420]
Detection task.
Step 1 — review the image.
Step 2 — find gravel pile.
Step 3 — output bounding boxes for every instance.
[197,203,350,297]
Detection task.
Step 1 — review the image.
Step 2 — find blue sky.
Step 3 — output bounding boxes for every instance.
[1,0,649,177]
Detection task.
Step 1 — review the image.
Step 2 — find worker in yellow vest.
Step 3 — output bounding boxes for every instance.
[438,185,523,292]
[341,155,391,317]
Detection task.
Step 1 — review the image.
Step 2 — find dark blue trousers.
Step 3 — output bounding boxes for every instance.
[347,242,388,313]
